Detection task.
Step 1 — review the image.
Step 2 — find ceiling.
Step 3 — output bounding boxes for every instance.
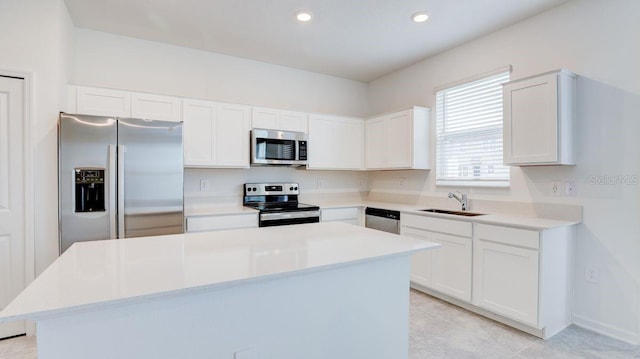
[64,0,569,82]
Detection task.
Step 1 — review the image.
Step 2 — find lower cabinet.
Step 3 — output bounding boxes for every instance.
[401,214,472,302]
[320,207,361,225]
[473,225,540,326]
[403,213,573,338]
[185,213,258,232]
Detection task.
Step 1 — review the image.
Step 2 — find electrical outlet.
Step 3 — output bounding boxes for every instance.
[585,266,599,283]
[200,179,210,192]
[565,180,577,196]
[234,348,256,359]
[551,181,562,196]
[399,178,406,189]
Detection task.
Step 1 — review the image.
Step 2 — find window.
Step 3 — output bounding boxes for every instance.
[435,69,511,187]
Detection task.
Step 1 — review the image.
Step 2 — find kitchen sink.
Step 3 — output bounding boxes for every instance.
[419,209,485,217]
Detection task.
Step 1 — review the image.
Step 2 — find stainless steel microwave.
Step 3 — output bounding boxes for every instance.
[250,128,308,167]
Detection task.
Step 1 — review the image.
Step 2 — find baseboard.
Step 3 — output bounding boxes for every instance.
[572,313,639,345]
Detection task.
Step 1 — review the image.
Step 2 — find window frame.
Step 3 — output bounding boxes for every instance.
[434,67,512,188]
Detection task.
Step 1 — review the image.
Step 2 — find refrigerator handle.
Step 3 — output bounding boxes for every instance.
[108,145,117,239]
[117,145,126,239]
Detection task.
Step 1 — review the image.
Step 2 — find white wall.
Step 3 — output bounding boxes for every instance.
[71,29,369,118]
[185,168,368,207]
[0,0,74,275]
[367,0,640,343]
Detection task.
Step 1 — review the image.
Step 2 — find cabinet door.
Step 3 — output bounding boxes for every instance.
[251,107,279,130]
[131,93,181,122]
[75,87,131,117]
[504,72,559,164]
[279,110,308,132]
[386,111,412,168]
[321,207,360,224]
[334,118,363,169]
[431,232,472,302]
[182,99,217,166]
[216,103,250,167]
[186,213,258,232]
[401,227,433,288]
[365,116,386,169]
[474,238,539,326]
[307,115,335,168]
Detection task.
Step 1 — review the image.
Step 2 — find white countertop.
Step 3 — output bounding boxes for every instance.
[314,200,579,230]
[0,222,436,322]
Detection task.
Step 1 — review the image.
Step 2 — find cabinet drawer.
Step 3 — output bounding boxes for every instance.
[401,213,472,237]
[186,213,258,232]
[321,207,360,222]
[476,224,539,250]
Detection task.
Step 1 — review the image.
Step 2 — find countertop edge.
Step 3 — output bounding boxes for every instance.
[0,246,434,323]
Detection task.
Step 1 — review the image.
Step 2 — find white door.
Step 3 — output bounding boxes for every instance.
[0,76,26,338]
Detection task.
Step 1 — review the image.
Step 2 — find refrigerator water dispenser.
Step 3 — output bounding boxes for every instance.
[74,168,105,212]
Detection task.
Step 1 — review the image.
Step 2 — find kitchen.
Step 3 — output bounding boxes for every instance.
[1,0,639,358]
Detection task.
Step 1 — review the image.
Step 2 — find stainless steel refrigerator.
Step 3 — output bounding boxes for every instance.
[58,113,184,254]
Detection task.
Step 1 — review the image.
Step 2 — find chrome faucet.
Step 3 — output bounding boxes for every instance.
[448,191,467,211]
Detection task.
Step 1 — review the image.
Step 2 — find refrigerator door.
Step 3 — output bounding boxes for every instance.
[59,113,117,253]
[117,118,184,238]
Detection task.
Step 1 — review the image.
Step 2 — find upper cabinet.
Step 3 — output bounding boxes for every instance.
[71,86,131,117]
[182,99,250,168]
[503,70,576,166]
[365,106,430,170]
[307,114,363,170]
[69,86,180,122]
[251,106,308,133]
[130,93,181,122]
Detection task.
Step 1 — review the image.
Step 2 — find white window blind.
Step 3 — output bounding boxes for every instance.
[436,70,510,187]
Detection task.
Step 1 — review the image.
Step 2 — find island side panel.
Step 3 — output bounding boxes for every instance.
[35,255,412,359]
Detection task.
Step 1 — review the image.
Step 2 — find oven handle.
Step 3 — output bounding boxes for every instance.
[260,210,321,221]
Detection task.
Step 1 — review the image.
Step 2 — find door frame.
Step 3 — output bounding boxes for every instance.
[1,69,35,334]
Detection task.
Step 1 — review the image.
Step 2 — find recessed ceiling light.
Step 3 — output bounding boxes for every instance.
[411,11,430,23]
[296,11,312,22]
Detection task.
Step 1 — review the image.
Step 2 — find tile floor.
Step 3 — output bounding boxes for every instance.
[1,289,638,358]
[409,290,640,358]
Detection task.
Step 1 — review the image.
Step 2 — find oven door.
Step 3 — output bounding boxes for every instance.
[259,210,320,227]
[251,129,307,166]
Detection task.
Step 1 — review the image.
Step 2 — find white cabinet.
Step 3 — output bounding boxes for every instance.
[401,226,433,288]
[183,99,251,168]
[474,224,573,337]
[186,213,258,232]
[251,106,308,132]
[401,214,472,302]
[365,107,430,170]
[131,93,181,122]
[503,69,576,165]
[308,114,363,170]
[71,86,131,117]
[321,207,360,226]
[70,86,181,122]
[474,225,539,325]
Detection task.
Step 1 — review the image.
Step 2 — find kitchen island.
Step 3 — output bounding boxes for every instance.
[0,222,437,359]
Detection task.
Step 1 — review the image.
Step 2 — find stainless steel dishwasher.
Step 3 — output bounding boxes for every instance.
[365,207,400,234]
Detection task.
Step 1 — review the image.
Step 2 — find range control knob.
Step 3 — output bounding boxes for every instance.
[289,187,294,191]
[294,186,298,191]
[252,187,257,192]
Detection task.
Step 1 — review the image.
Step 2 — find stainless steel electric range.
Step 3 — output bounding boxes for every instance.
[243,183,320,227]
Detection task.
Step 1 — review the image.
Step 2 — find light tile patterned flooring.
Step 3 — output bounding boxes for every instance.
[1,289,638,358]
